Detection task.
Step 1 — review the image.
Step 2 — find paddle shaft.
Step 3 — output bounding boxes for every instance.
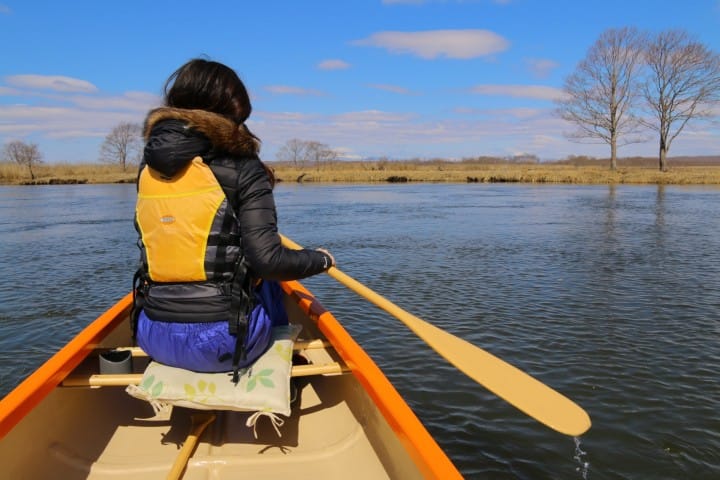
[280,234,591,436]
[167,413,216,480]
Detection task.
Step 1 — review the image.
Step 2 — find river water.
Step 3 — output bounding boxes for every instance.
[0,182,718,479]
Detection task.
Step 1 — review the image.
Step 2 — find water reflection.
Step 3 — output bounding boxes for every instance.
[604,183,617,255]
[655,184,666,251]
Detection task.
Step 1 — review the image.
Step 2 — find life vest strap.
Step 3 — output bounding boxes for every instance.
[229,254,255,383]
[131,268,148,342]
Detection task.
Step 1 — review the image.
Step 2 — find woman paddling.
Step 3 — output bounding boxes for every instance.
[132,58,334,381]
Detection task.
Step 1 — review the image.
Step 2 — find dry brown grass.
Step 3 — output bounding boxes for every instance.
[270,161,720,185]
[2,160,719,185]
[0,162,137,185]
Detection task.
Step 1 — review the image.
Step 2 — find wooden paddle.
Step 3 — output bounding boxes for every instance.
[167,412,216,480]
[280,234,591,437]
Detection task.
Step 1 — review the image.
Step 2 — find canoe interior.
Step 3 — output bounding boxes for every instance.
[0,283,450,479]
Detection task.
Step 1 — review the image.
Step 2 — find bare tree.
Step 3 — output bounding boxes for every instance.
[100,122,143,171]
[277,139,339,171]
[305,141,338,171]
[556,27,646,170]
[276,138,309,167]
[642,30,720,171]
[3,140,43,180]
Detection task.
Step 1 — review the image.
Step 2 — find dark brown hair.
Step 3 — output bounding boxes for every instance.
[163,58,275,186]
[164,58,252,124]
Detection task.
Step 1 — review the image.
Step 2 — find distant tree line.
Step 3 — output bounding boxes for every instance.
[556,28,720,172]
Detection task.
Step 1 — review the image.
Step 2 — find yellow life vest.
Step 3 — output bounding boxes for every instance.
[136,157,228,283]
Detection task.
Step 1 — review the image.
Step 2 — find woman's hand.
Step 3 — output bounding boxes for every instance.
[316,248,335,269]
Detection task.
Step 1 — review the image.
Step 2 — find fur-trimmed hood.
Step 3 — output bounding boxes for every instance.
[141,107,259,178]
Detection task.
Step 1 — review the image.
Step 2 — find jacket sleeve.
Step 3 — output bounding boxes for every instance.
[233,158,331,280]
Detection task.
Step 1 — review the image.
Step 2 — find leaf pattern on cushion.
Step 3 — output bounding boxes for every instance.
[274,342,293,362]
[247,368,275,392]
[184,383,196,399]
[151,381,164,397]
[141,374,155,391]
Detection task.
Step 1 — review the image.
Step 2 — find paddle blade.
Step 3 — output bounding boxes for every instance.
[399,313,591,436]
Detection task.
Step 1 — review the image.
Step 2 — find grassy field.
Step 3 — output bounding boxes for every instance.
[271,161,720,185]
[0,162,136,185]
[2,159,720,185]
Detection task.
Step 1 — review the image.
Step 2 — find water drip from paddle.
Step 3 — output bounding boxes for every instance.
[574,437,590,479]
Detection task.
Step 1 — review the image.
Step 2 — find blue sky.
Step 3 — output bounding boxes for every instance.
[1,0,719,163]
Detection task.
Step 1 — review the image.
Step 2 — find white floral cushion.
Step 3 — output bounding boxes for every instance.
[126,325,301,417]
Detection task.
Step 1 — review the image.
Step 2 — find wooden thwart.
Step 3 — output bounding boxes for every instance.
[62,362,349,388]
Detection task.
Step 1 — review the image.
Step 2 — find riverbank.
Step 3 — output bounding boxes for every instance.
[2,160,720,185]
[0,163,136,185]
[272,162,720,185]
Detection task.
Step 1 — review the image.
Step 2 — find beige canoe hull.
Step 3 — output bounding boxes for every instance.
[0,281,462,479]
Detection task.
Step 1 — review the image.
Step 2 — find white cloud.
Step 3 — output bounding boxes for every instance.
[353,29,510,59]
[68,91,159,111]
[455,107,544,119]
[264,85,325,96]
[317,59,351,70]
[331,110,417,123]
[256,111,316,122]
[5,74,98,93]
[0,81,157,112]
[367,84,416,95]
[703,102,720,117]
[327,146,363,161]
[525,58,560,79]
[469,84,565,101]
[0,104,143,139]
[0,86,21,95]
[0,4,10,14]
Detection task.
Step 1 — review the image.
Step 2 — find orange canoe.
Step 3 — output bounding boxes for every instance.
[0,280,462,479]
